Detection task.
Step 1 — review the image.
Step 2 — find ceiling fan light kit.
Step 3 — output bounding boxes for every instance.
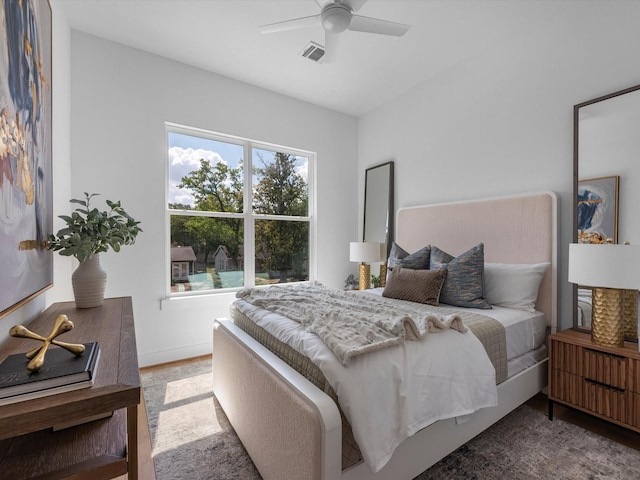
[321,3,352,33]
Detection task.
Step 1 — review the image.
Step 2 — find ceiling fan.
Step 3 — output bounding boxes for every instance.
[259,0,411,60]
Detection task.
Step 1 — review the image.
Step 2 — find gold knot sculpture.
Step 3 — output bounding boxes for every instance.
[9,314,85,372]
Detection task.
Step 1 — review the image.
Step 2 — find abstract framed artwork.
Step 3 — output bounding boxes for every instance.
[577,175,619,244]
[0,0,53,319]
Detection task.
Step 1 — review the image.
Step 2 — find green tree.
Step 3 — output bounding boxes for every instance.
[169,204,198,256]
[178,159,243,213]
[253,152,308,282]
[173,159,244,268]
[174,152,309,284]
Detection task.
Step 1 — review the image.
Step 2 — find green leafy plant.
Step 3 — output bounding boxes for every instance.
[48,193,142,263]
[371,274,381,288]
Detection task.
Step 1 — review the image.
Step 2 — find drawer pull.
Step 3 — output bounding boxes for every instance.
[584,377,625,393]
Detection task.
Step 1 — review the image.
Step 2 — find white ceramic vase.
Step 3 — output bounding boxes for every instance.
[72,254,107,308]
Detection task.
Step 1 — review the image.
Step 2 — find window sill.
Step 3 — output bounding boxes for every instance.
[160,291,236,311]
[160,281,313,311]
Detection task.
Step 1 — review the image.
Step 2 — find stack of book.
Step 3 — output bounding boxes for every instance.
[0,342,100,406]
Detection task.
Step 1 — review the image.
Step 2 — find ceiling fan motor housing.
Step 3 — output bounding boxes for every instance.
[321,3,352,33]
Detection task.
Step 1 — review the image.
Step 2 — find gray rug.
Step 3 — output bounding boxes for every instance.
[142,358,639,480]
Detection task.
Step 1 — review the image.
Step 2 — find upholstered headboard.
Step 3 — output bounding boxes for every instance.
[396,191,558,331]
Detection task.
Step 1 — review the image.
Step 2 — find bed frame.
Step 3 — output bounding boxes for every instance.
[213,191,558,480]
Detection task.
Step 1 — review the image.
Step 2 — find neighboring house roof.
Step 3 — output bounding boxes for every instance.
[215,244,246,260]
[214,245,232,259]
[171,246,197,262]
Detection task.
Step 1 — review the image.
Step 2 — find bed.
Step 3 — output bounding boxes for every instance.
[213,191,558,480]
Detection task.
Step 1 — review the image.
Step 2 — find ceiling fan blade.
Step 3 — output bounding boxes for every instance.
[323,32,340,63]
[259,14,321,34]
[348,14,411,36]
[342,0,368,12]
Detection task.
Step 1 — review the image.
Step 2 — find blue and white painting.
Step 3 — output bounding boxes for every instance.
[0,0,53,318]
[578,176,619,244]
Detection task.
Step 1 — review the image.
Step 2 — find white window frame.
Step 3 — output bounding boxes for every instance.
[165,122,316,297]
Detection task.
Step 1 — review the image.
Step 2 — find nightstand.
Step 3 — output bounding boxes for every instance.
[548,329,640,433]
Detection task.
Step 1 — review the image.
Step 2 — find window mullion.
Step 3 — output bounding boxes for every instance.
[244,142,255,287]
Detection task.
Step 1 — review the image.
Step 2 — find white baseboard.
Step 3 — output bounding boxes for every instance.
[138,342,212,368]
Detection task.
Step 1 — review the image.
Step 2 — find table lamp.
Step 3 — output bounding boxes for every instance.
[350,242,383,290]
[379,242,388,288]
[568,243,640,347]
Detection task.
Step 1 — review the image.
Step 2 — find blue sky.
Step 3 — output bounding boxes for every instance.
[168,132,309,208]
[168,132,243,207]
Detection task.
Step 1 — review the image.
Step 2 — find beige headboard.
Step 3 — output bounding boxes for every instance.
[396,191,558,331]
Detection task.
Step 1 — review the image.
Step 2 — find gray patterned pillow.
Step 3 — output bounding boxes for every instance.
[430,243,491,309]
[387,242,430,270]
[382,267,447,305]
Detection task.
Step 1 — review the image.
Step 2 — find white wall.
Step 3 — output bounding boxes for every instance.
[0,1,72,344]
[65,32,358,366]
[358,2,640,331]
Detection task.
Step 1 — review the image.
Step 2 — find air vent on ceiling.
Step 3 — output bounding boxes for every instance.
[300,41,325,63]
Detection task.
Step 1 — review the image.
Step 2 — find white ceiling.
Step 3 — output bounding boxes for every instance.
[60,0,567,117]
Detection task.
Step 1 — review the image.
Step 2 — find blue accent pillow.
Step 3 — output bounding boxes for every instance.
[387,242,430,270]
[430,243,491,309]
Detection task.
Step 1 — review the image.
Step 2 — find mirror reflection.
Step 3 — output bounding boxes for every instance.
[363,160,394,256]
[574,84,640,341]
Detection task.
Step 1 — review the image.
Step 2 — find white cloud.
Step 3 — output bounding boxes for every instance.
[168,147,226,206]
[295,160,308,183]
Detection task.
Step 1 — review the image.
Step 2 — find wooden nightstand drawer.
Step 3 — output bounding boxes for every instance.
[631,359,640,394]
[548,329,640,434]
[583,348,627,390]
[583,380,627,422]
[550,370,583,406]
[549,338,583,375]
[631,394,640,428]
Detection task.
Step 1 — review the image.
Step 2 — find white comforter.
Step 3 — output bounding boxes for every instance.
[233,291,498,474]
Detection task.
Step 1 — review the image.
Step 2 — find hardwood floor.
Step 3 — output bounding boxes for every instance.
[140,354,212,373]
[115,389,156,480]
[525,393,640,452]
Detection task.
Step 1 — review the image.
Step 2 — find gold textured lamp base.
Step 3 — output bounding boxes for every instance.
[591,287,625,347]
[379,263,387,288]
[624,289,638,339]
[358,263,371,290]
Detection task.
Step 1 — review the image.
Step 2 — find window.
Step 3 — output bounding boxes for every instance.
[167,123,313,294]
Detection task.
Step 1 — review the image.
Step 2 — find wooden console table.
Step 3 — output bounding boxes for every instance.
[0,297,140,479]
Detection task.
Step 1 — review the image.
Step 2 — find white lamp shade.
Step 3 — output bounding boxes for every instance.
[350,242,383,263]
[379,242,388,260]
[568,243,640,289]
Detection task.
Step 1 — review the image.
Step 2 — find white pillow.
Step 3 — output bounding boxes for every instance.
[484,262,549,312]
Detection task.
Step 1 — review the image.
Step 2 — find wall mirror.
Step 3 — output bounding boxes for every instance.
[573,83,640,341]
[363,161,394,256]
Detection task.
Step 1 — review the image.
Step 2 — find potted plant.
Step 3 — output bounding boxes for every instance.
[48,193,142,308]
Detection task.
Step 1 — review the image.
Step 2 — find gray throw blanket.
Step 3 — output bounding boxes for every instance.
[235,282,468,366]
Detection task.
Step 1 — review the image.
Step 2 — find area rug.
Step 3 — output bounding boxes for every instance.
[142,357,639,480]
